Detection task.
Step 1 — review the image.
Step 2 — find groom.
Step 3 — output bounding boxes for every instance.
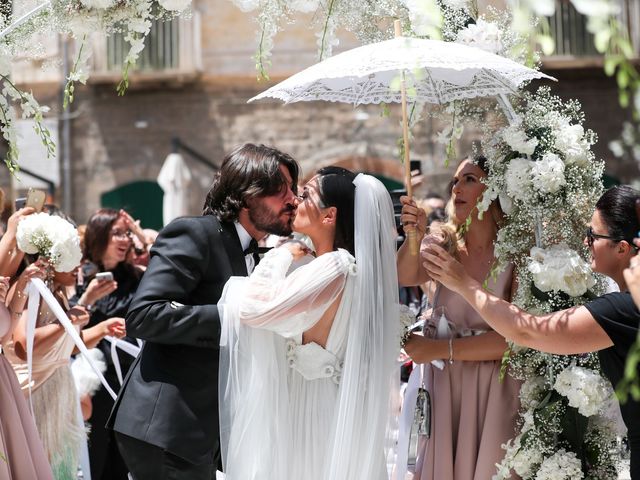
[108,143,300,479]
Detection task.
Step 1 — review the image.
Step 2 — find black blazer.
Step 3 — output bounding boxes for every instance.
[108,215,247,465]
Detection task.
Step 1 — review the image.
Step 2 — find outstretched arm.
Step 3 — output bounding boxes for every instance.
[238,246,351,334]
[423,244,613,355]
[404,330,508,364]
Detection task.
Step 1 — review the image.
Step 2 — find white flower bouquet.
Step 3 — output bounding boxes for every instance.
[16,213,82,272]
[554,364,612,418]
[528,245,596,297]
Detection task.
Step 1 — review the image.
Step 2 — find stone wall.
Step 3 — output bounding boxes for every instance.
[4,0,640,227]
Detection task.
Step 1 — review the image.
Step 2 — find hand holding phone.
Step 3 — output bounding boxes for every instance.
[95,272,114,282]
[26,189,46,213]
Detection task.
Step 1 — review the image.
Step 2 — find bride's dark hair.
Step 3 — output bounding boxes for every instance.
[317,166,357,255]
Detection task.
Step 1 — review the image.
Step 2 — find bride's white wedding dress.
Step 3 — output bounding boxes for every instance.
[218,174,399,480]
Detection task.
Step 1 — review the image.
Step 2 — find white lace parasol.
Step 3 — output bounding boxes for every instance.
[249,36,555,105]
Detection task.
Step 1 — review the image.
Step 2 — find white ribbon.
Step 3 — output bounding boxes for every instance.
[105,336,141,386]
[26,278,118,401]
[395,364,422,480]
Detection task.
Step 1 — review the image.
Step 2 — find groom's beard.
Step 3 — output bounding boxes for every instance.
[249,202,297,237]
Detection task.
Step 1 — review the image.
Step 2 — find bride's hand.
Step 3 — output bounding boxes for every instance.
[281,240,312,260]
[422,244,468,292]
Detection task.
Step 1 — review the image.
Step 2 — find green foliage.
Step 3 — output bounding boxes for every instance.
[616,330,640,403]
[63,35,87,108]
[117,61,132,96]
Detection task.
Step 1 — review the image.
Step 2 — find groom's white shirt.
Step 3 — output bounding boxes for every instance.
[234,221,255,274]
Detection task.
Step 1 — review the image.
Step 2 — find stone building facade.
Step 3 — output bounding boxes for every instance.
[2,0,639,226]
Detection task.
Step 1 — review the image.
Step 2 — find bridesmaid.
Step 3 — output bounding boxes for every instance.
[0,273,54,479]
[397,157,520,480]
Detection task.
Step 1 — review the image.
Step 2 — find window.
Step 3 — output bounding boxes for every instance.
[106,17,180,71]
[548,0,599,57]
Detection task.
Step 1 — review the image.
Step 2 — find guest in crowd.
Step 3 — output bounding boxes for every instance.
[72,208,143,480]
[423,185,640,478]
[398,157,519,480]
[0,190,53,478]
[417,192,446,217]
[0,279,54,480]
[4,210,125,480]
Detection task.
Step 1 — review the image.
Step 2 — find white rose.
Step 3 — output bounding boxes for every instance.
[531,153,565,194]
[513,447,543,477]
[505,157,533,202]
[554,123,590,166]
[456,19,503,54]
[502,124,538,156]
[16,213,82,272]
[50,240,82,272]
[528,244,596,297]
[554,365,611,417]
[16,213,50,255]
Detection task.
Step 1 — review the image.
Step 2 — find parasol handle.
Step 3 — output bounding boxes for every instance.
[394,20,418,256]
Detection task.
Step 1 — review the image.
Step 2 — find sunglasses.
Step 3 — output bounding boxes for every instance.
[585,226,631,248]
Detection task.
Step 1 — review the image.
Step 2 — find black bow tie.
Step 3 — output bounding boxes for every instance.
[244,239,259,256]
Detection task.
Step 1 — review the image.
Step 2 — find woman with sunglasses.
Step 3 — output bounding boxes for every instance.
[421,185,640,478]
[72,208,144,480]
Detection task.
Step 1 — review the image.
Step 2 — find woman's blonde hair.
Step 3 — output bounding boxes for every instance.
[430,156,503,257]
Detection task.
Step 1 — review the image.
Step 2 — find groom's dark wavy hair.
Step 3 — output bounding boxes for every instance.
[317,166,357,256]
[203,143,300,221]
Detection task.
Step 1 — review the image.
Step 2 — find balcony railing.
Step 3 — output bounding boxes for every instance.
[547,0,640,59]
[92,11,201,76]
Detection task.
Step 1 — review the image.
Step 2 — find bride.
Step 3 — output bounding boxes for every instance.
[218,166,399,480]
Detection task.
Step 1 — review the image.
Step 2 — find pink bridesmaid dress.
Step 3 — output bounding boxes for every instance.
[0,308,53,480]
[413,264,521,480]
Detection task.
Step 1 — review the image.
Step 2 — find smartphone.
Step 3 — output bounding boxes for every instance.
[95,272,114,282]
[26,189,46,212]
[14,197,26,210]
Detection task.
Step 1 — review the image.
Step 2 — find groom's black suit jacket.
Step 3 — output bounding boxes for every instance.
[107,215,247,465]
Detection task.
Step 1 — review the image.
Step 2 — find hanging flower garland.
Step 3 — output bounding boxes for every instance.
[421,7,620,476]
[477,85,621,479]
[0,0,192,173]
